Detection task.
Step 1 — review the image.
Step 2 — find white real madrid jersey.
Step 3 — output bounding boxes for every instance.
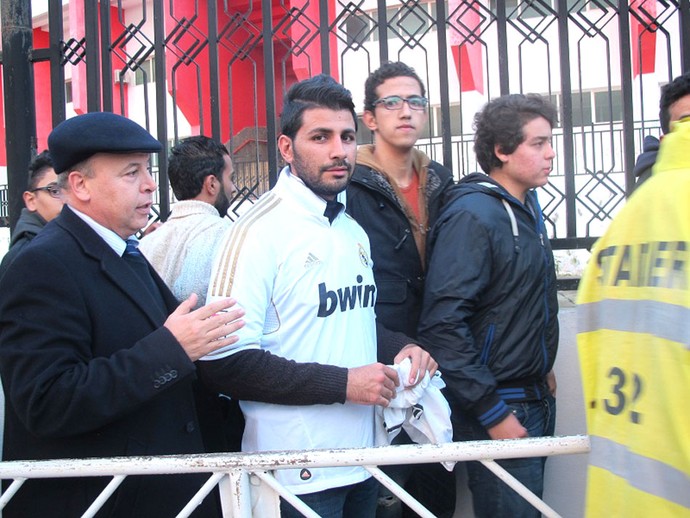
[204,167,378,494]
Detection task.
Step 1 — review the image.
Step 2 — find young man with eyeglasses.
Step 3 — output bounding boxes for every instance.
[346,61,456,518]
[0,150,64,279]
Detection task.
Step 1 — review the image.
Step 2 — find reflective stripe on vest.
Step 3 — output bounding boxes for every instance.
[578,299,690,349]
[589,435,690,508]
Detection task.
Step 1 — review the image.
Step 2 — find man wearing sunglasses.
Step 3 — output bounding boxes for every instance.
[0,150,63,279]
[346,61,456,517]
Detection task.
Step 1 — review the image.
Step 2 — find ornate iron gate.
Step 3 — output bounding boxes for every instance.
[2,0,689,250]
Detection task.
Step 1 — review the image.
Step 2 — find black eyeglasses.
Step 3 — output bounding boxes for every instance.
[30,183,62,198]
[373,95,428,111]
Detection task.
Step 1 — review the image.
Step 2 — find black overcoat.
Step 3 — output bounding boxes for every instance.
[0,206,220,517]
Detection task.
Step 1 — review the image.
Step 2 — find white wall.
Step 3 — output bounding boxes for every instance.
[0,227,9,259]
[0,227,7,457]
[543,294,589,518]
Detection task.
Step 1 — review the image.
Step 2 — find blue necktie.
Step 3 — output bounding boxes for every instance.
[123,239,166,311]
[124,238,142,258]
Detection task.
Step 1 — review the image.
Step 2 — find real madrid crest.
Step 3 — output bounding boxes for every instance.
[358,243,370,268]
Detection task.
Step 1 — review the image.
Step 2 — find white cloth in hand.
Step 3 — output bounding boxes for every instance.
[375,358,454,470]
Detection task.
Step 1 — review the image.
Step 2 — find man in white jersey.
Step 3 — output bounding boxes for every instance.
[199,74,437,517]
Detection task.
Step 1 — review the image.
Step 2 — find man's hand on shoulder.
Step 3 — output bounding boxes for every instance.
[346,363,399,406]
[165,294,245,361]
[487,413,528,440]
[394,344,438,386]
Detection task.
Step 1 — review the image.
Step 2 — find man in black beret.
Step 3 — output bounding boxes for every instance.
[0,112,245,517]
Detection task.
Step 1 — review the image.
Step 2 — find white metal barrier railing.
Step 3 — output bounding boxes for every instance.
[0,435,590,518]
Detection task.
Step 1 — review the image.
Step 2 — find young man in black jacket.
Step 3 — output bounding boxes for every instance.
[347,62,453,339]
[347,61,455,517]
[419,94,559,518]
[0,151,63,280]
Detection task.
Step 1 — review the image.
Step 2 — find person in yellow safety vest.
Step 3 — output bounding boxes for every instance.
[577,117,690,517]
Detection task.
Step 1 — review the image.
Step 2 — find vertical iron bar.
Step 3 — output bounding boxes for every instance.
[100,0,113,112]
[319,0,331,76]
[84,0,101,111]
[680,0,690,72]
[207,0,222,140]
[262,0,278,187]
[1,0,36,233]
[153,0,170,219]
[496,0,509,95]
[435,0,452,169]
[618,0,636,196]
[557,0,576,239]
[376,0,388,63]
[48,0,66,126]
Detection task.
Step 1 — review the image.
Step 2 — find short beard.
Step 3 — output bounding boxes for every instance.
[214,189,230,217]
[291,154,352,200]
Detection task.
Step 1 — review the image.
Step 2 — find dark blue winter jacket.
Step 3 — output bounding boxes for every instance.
[418,173,559,429]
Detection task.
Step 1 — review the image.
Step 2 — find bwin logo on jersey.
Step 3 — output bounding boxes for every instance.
[317,275,376,317]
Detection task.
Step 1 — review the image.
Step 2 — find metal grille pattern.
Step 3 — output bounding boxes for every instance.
[61,37,88,66]
[1,0,688,248]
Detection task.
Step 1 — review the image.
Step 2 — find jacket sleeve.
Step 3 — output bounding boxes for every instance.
[195,317,411,405]
[417,209,511,429]
[197,350,348,404]
[376,322,418,365]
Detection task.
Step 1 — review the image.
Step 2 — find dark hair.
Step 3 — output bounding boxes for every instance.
[168,136,229,200]
[659,72,690,134]
[363,61,426,112]
[473,93,558,174]
[27,150,54,190]
[280,74,356,139]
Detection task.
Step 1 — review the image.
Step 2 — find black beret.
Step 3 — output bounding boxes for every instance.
[48,112,163,174]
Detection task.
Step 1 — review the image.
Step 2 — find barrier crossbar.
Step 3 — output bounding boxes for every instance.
[0,435,590,517]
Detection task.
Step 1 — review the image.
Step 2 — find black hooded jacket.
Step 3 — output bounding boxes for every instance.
[633,135,659,191]
[0,208,47,281]
[346,158,453,338]
[418,173,559,429]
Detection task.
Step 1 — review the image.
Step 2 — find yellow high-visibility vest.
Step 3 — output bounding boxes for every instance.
[577,120,690,517]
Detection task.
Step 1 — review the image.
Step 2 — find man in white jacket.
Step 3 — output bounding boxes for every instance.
[199,74,438,518]
[140,136,236,308]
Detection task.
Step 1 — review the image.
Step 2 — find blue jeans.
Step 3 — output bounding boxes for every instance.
[280,476,379,518]
[453,394,556,518]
